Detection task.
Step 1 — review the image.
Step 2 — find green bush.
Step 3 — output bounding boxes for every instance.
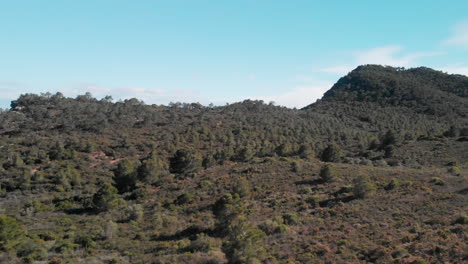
[213,193,246,233]
[232,177,251,198]
[385,178,399,190]
[430,177,444,186]
[74,234,97,249]
[453,215,467,225]
[138,154,166,183]
[0,214,26,251]
[17,239,47,263]
[113,159,138,193]
[187,233,217,253]
[282,212,299,225]
[92,183,122,212]
[448,166,461,176]
[125,204,144,222]
[259,217,289,235]
[223,218,266,264]
[319,164,336,182]
[169,149,202,176]
[353,175,376,199]
[176,193,194,205]
[305,195,321,208]
[320,144,342,162]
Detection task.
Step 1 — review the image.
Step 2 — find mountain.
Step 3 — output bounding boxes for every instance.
[310,65,468,116]
[0,65,467,263]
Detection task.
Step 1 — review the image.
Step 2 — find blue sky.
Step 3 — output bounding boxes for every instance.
[0,1,467,108]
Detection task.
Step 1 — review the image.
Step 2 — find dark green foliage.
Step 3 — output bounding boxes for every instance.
[259,216,289,235]
[385,178,399,190]
[430,177,444,186]
[282,212,299,225]
[448,166,461,176]
[213,193,246,233]
[319,163,336,182]
[276,143,293,157]
[236,145,255,162]
[353,175,376,199]
[222,217,266,264]
[113,159,138,193]
[92,183,121,212]
[298,144,314,159]
[138,154,166,184]
[320,144,342,162]
[175,193,194,205]
[381,130,399,147]
[232,177,251,198]
[453,215,467,225]
[169,149,202,175]
[383,145,395,158]
[187,233,217,253]
[443,125,459,137]
[202,154,217,169]
[0,215,25,251]
[17,239,47,263]
[74,234,97,249]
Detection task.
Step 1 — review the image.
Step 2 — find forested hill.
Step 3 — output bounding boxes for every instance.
[0,65,467,263]
[309,65,468,117]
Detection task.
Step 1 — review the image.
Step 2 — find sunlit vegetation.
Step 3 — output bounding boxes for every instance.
[0,65,467,263]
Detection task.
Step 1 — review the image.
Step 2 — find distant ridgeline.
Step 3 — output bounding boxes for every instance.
[1,65,468,168]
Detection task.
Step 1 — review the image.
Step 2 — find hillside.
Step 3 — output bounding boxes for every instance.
[317,65,468,116]
[0,65,467,263]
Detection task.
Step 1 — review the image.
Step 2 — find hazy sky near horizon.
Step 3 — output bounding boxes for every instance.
[1,1,467,108]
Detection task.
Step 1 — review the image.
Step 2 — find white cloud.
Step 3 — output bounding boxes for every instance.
[251,80,332,109]
[0,81,29,100]
[443,20,468,48]
[439,64,468,76]
[318,45,441,75]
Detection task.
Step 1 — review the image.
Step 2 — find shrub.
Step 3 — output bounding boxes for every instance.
[291,161,302,173]
[103,220,118,240]
[92,183,122,212]
[353,175,376,199]
[385,178,399,190]
[236,145,255,162]
[213,193,245,234]
[320,144,342,162]
[113,159,138,193]
[430,177,444,186]
[187,233,217,253]
[282,212,299,225]
[74,234,97,249]
[453,215,467,225]
[222,218,266,264]
[0,214,26,251]
[138,154,166,183]
[232,177,251,198]
[125,204,144,222]
[176,193,194,205]
[305,195,321,208]
[448,166,461,176]
[298,144,314,159]
[259,217,289,235]
[17,239,47,263]
[319,164,336,182]
[169,149,202,176]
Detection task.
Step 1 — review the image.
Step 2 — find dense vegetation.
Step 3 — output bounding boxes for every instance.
[0,65,467,263]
